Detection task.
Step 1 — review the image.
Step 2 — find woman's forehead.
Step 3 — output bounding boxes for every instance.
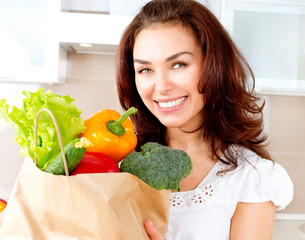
[133,24,200,58]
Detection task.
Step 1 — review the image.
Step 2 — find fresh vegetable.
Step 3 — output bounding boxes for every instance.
[79,107,137,163]
[0,88,85,169]
[0,199,7,213]
[71,152,120,175]
[44,138,86,175]
[120,142,193,191]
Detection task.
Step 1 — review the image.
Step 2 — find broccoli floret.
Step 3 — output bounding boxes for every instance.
[120,142,193,191]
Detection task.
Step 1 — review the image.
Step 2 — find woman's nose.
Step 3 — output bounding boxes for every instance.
[154,70,173,93]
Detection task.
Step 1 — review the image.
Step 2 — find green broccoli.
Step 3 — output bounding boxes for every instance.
[119,142,193,191]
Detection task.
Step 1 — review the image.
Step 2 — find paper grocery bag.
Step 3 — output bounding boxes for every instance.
[0,157,170,240]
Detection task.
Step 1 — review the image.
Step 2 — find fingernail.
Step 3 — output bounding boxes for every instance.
[147,219,154,226]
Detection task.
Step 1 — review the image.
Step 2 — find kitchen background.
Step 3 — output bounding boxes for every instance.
[0,0,305,239]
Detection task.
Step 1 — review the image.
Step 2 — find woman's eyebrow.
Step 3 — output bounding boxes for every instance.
[133,59,151,65]
[166,51,193,62]
[134,51,193,64]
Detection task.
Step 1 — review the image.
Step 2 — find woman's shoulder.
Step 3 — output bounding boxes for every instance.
[226,145,288,178]
[221,145,294,210]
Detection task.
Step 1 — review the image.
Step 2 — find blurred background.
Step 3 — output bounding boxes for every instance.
[0,0,304,238]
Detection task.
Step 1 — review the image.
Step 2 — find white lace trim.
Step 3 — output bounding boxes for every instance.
[170,183,216,208]
[230,145,244,159]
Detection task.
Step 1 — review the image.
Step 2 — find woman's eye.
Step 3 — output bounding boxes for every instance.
[138,68,152,74]
[172,62,186,69]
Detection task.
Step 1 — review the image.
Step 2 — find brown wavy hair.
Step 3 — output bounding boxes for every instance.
[115,0,271,171]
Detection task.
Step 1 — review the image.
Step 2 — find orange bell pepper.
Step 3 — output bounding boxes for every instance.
[0,199,6,213]
[79,107,137,163]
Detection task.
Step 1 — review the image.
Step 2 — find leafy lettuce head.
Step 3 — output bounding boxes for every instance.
[0,88,85,169]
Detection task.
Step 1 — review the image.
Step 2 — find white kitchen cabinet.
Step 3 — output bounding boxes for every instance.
[0,0,133,83]
[0,0,66,84]
[224,0,305,95]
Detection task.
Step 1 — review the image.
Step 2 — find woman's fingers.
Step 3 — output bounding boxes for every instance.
[144,219,164,240]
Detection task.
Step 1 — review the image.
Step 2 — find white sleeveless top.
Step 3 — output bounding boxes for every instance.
[165,145,294,240]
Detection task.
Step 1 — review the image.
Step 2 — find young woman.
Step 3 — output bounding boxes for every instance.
[115,0,293,239]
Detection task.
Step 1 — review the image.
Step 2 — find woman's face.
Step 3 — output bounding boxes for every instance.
[133,24,205,131]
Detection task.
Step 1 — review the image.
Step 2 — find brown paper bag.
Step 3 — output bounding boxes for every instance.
[0,158,170,240]
[0,108,170,239]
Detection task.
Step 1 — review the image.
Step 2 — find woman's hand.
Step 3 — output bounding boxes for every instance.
[144,219,164,240]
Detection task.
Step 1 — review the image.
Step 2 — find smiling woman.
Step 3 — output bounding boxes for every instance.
[115,0,293,240]
[133,25,204,130]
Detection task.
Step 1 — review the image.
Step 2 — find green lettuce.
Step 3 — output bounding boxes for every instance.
[0,88,85,169]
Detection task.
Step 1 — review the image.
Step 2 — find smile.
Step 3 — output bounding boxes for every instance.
[157,96,187,109]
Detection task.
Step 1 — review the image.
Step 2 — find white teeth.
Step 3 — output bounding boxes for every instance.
[158,97,186,109]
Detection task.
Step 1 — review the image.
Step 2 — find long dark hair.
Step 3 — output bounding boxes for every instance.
[115,0,271,171]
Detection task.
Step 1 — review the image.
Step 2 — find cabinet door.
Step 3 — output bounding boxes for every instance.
[0,0,64,83]
[224,0,305,95]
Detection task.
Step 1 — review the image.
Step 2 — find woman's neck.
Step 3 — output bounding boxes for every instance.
[165,127,210,154]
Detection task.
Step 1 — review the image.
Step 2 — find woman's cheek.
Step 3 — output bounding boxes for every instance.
[136,78,154,99]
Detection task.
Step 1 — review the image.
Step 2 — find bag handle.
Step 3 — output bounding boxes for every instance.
[34,108,69,176]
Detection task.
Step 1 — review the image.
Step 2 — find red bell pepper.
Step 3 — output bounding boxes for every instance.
[71,152,120,175]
